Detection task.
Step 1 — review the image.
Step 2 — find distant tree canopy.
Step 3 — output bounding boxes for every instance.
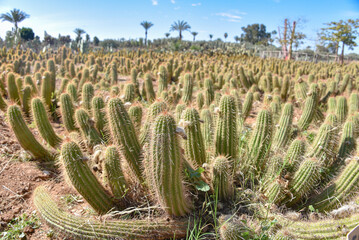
[20,27,34,41]
[241,24,274,45]
[93,36,100,46]
[319,19,359,64]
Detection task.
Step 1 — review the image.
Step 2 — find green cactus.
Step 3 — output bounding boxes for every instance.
[22,85,31,116]
[196,91,204,109]
[349,92,359,114]
[181,73,193,104]
[283,139,306,173]
[148,113,192,216]
[81,82,94,113]
[107,98,143,182]
[123,83,135,103]
[181,108,206,167]
[7,104,53,161]
[60,141,115,214]
[92,96,109,141]
[158,65,168,94]
[218,215,253,240]
[128,104,143,134]
[212,156,234,201]
[31,98,62,148]
[60,93,77,132]
[215,95,238,160]
[103,146,128,202]
[242,91,253,120]
[297,85,318,131]
[175,103,186,123]
[336,96,348,124]
[41,71,53,109]
[264,178,286,205]
[75,108,103,148]
[0,92,7,112]
[200,108,214,153]
[33,186,188,239]
[144,73,156,102]
[247,109,272,174]
[24,75,38,95]
[272,103,293,151]
[7,73,20,104]
[66,83,78,103]
[59,78,69,94]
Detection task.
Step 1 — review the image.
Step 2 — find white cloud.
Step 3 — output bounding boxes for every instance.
[191,3,201,6]
[152,0,158,5]
[215,12,246,23]
[171,0,175,4]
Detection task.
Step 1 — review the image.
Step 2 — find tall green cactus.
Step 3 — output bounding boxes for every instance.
[215,95,238,160]
[60,93,77,132]
[7,105,53,161]
[123,83,135,103]
[181,108,206,167]
[7,73,20,104]
[75,108,103,148]
[66,83,78,103]
[31,98,62,148]
[297,84,318,130]
[272,103,293,151]
[144,73,156,102]
[283,138,306,173]
[107,98,143,182]
[33,186,188,239]
[81,82,94,113]
[336,96,348,124]
[60,141,115,214]
[181,73,193,104]
[242,91,253,120]
[41,71,53,109]
[148,114,192,216]
[212,156,234,201]
[92,96,109,141]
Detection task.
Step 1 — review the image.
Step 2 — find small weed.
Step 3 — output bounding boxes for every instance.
[61,194,83,207]
[0,211,40,240]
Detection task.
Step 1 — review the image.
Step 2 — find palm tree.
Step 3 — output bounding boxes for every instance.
[165,33,170,38]
[224,32,228,42]
[74,28,86,43]
[209,34,213,41]
[191,32,198,41]
[140,21,154,46]
[0,8,29,34]
[234,36,240,43]
[170,20,191,41]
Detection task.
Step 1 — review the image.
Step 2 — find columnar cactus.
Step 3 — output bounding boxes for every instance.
[7,105,53,161]
[200,109,214,152]
[60,141,115,214]
[34,186,188,239]
[31,98,62,148]
[242,91,253,120]
[60,93,77,132]
[181,108,206,167]
[157,65,168,94]
[336,96,348,124]
[107,98,143,182]
[272,103,293,151]
[148,113,192,216]
[297,85,318,130]
[7,73,20,104]
[92,96,109,140]
[144,73,156,102]
[181,73,193,104]
[123,83,135,103]
[41,71,53,109]
[75,108,103,148]
[22,85,32,116]
[211,156,234,201]
[66,83,78,103]
[215,95,238,161]
[283,138,306,173]
[81,82,94,113]
[128,104,143,134]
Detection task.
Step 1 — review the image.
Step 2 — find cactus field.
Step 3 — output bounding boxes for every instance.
[1,47,359,239]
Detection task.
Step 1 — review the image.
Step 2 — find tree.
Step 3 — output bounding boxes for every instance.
[241,23,272,45]
[74,28,86,43]
[209,34,213,41]
[165,33,170,38]
[170,20,191,41]
[191,32,198,41]
[234,35,240,43]
[140,21,154,46]
[93,36,100,46]
[224,32,228,42]
[85,34,90,42]
[20,27,34,41]
[319,19,359,64]
[0,9,29,35]
[58,35,71,45]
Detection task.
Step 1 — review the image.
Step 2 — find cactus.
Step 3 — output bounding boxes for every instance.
[59,78,69,94]
[123,83,135,103]
[128,104,143,134]
[31,98,62,148]
[212,156,234,201]
[200,109,214,152]
[66,83,78,103]
[247,109,272,173]
[60,141,115,214]
[7,105,53,161]
[7,73,20,104]
[148,114,191,216]
[196,91,204,109]
[218,215,253,240]
[81,82,94,113]
[139,101,167,146]
[297,85,318,131]
[25,75,38,95]
[337,120,356,161]
[131,68,141,99]
[242,91,253,120]
[103,146,128,202]
[175,103,186,123]
[181,108,206,167]
[92,96,109,140]
[22,85,31,116]
[264,178,286,205]
[215,95,238,160]
[310,156,359,211]
[272,103,293,151]
[349,92,359,114]
[181,73,193,104]
[60,93,77,132]
[107,98,143,182]
[283,139,306,173]
[336,96,348,124]
[144,73,156,102]
[41,71,53,109]
[33,186,188,239]
[0,92,7,112]
[157,65,168,94]
[286,157,321,206]
[75,108,103,148]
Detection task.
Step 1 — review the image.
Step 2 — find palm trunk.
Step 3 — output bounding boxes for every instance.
[179,31,182,41]
[145,30,148,46]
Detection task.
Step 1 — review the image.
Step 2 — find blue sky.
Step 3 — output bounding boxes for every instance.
[0,0,358,52]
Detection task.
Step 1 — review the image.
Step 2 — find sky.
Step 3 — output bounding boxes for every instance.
[0,0,358,52]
